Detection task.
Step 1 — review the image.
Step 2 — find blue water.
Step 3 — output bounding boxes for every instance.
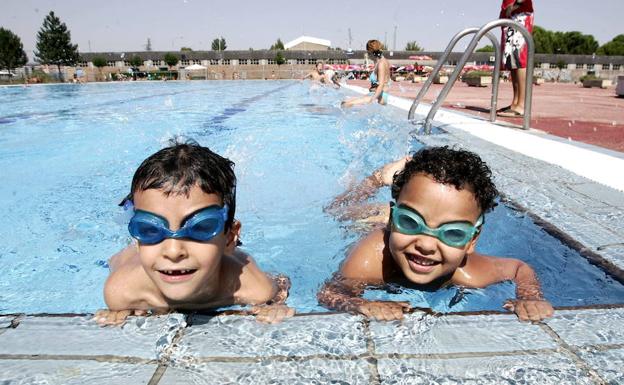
[0,81,622,314]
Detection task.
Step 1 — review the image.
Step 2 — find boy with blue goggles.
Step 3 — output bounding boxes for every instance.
[97,140,294,327]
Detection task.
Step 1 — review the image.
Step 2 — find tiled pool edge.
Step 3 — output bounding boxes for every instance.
[1,308,623,384]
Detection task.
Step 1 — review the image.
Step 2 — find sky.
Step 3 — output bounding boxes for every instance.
[2,0,623,60]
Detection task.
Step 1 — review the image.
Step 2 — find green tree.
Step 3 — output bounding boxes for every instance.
[180,47,193,52]
[476,45,495,52]
[164,53,179,68]
[92,56,107,81]
[405,41,423,51]
[129,55,143,67]
[34,11,79,82]
[275,51,286,66]
[211,37,227,51]
[0,28,28,78]
[563,31,599,55]
[597,34,624,56]
[270,38,284,50]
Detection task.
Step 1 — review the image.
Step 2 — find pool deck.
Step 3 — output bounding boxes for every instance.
[2,84,624,384]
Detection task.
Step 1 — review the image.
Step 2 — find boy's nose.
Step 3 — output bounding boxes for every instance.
[160,238,188,261]
[413,234,438,255]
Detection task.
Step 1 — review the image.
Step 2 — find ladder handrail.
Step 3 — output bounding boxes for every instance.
[408,27,502,124]
[423,19,535,133]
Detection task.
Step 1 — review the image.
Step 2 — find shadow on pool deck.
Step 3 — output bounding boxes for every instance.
[348,80,624,153]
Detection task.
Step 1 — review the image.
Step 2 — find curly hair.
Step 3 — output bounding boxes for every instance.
[391,146,499,213]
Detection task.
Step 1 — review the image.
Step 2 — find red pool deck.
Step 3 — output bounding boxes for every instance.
[347,80,624,153]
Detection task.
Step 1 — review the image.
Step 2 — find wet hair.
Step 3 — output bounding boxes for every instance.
[366,39,383,58]
[391,146,499,213]
[125,138,237,229]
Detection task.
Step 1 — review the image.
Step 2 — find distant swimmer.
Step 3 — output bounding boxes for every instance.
[303,61,326,83]
[341,39,391,108]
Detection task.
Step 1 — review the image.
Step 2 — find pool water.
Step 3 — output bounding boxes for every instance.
[0,81,622,314]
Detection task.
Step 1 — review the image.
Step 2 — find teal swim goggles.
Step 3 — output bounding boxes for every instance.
[390,202,483,247]
[128,204,229,245]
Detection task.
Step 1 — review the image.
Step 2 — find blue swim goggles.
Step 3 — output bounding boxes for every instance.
[128,204,229,245]
[390,203,483,247]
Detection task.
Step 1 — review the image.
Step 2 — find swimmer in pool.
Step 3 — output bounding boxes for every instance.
[319,146,553,322]
[96,139,294,326]
[303,61,327,83]
[341,39,391,107]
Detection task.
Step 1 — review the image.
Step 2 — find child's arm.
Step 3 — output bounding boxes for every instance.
[317,230,411,321]
[457,254,554,321]
[233,252,295,324]
[325,156,410,217]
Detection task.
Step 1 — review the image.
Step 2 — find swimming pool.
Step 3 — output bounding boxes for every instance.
[0,81,622,315]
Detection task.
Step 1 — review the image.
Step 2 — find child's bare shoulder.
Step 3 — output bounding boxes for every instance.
[104,254,157,310]
[340,228,386,283]
[226,249,276,305]
[452,253,523,287]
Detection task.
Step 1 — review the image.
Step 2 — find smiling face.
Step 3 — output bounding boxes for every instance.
[132,184,233,303]
[388,173,482,285]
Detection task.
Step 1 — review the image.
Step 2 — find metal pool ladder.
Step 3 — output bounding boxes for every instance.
[408,19,535,133]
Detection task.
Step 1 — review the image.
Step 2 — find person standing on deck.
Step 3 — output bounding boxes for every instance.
[498,0,534,118]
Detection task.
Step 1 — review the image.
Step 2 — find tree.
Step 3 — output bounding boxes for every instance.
[92,56,107,81]
[275,51,286,66]
[180,47,193,52]
[34,11,79,82]
[476,45,495,52]
[0,28,28,78]
[597,34,624,56]
[145,38,152,51]
[211,37,227,51]
[129,55,143,67]
[405,41,423,51]
[270,38,284,50]
[164,53,179,68]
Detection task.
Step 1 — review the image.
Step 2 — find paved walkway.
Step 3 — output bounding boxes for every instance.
[348,80,624,152]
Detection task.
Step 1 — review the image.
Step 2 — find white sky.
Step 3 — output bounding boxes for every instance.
[2,0,623,58]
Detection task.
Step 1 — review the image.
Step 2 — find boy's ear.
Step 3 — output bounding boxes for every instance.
[465,232,481,254]
[225,220,241,251]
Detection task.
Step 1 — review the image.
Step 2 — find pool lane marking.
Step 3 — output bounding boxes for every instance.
[343,83,624,193]
[196,82,295,135]
[0,86,224,124]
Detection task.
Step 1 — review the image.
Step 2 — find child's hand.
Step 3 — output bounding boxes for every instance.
[249,304,295,324]
[94,309,147,326]
[357,300,412,321]
[376,156,411,186]
[503,299,554,322]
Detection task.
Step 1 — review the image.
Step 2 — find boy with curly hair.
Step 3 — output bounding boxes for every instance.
[319,146,553,322]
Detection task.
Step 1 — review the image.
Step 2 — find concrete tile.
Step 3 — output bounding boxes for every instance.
[577,346,624,385]
[0,315,15,329]
[545,308,624,346]
[0,313,186,359]
[378,353,595,385]
[370,313,556,355]
[172,313,367,359]
[0,359,157,385]
[160,358,370,385]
